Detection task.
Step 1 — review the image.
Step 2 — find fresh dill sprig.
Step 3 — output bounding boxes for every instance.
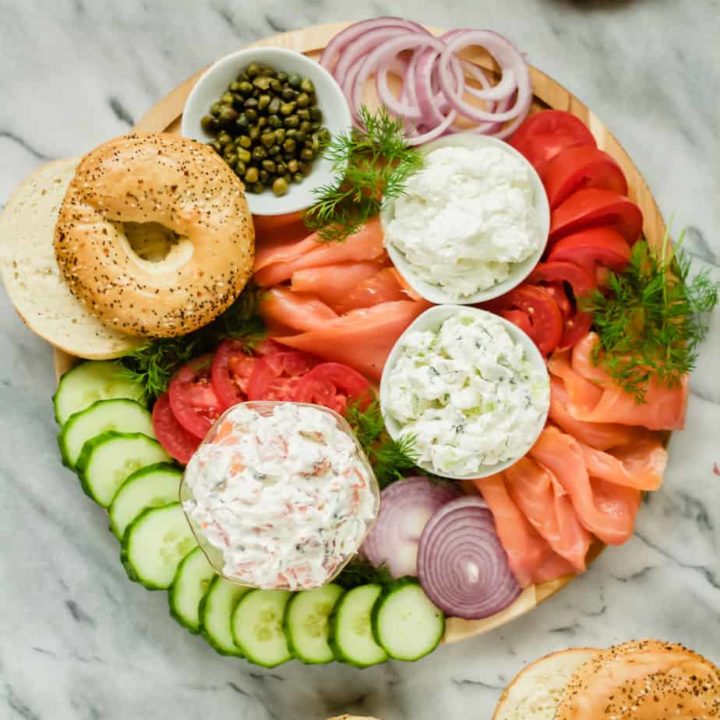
[580,231,717,402]
[121,283,266,400]
[345,398,419,487]
[333,557,394,589]
[303,106,423,243]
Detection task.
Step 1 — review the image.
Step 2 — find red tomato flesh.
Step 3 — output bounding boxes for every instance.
[541,145,628,208]
[151,393,201,464]
[510,110,597,173]
[547,227,631,273]
[247,351,317,401]
[168,355,224,438]
[210,339,257,410]
[529,260,596,300]
[293,362,372,415]
[550,189,643,244]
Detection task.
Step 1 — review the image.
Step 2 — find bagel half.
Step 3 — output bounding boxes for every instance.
[556,639,720,719]
[54,132,255,338]
[492,647,602,720]
[0,159,142,359]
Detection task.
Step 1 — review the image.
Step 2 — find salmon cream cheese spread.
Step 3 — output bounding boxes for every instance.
[384,145,542,298]
[183,402,379,590]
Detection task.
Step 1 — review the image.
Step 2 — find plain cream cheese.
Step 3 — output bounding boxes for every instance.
[385,145,541,298]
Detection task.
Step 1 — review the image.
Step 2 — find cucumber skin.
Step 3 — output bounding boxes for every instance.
[75,430,163,506]
[283,585,342,665]
[57,398,152,470]
[169,548,217,634]
[198,576,245,658]
[328,584,387,668]
[370,577,445,662]
[120,502,193,591]
[108,462,182,539]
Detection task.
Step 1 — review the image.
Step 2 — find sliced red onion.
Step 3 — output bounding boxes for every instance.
[417,496,521,619]
[361,476,459,577]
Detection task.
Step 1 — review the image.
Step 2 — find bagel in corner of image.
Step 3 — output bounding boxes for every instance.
[54,131,256,338]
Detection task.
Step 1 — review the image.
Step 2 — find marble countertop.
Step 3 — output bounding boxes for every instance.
[1,1,718,718]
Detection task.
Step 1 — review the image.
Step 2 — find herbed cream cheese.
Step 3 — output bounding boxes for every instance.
[385,144,541,298]
[384,310,549,475]
[183,402,378,590]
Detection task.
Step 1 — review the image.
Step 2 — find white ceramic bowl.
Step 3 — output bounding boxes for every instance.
[181,47,352,217]
[380,133,550,305]
[379,304,550,480]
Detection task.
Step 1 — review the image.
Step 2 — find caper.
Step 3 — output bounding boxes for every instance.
[269,145,281,157]
[281,87,296,101]
[272,177,289,196]
[235,160,247,175]
[217,130,232,145]
[258,94,271,111]
[261,132,275,148]
[276,160,287,174]
[294,131,307,143]
[309,107,322,122]
[221,92,234,105]
[285,114,299,128]
[229,81,243,93]
[249,126,260,141]
[276,71,288,82]
[278,102,293,116]
[210,140,223,153]
[210,102,223,117]
[300,78,315,93]
[201,115,219,133]
[252,146,267,161]
[296,92,310,108]
[299,147,315,161]
[292,172,304,183]
[257,116,268,128]
[287,159,299,174]
[246,63,260,78]
[252,76,271,90]
[245,166,259,184]
[235,113,249,129]
[237,135,252,149]
[297,109,311,123]
[268,115,282,129]
[244,96,258,109]
[288,72,301,88]
[274,128,286,143]
[259,169,270,184]
[251,182,265,194]
[284,172,292,184]
[223,146,236,161]
[282,138,297,154]
[299,120,312,134]
[237,148,252,164]
[245,108,258,122]
[219,106,239,124]
[270,78,282,93]
[262,159,276,173]
[286,128,298,139]
[236,71,248,82]
[268,97,281,115]
[300,161,312,176]
[318,128,331,144]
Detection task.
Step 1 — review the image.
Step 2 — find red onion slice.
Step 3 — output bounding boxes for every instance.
[361,476,459,577]
[417,496,522,619]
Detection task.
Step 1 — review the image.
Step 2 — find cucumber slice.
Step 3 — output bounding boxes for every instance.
[169,546,217,633]
[283,584,343,664]
[121,502,197,590]
[371,578,445,661]
[108,463,182,539]
[232,590,293,668]
[329,584,387,667]
[199,576,249,657]
[54,360,144,426]
[76,431,170,507]
[59,399,154,468]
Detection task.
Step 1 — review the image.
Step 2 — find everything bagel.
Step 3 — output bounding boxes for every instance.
[54,132,254,337]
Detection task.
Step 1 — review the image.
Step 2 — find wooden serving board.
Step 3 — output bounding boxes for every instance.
[53,22,665,646]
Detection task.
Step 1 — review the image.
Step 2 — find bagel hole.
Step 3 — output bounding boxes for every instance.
[122,221,181,262]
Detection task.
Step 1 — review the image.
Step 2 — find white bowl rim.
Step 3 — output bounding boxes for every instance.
[181,46,352,217]
[379,304,551,480]
[381,132,551,305]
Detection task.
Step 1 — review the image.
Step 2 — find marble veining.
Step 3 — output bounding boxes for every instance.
[1,1,718,719]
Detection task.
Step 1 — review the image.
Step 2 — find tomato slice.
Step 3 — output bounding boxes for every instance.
[499,309,533,336]
[247,351,317,401]
[151,393,201,464]
[529,260,596,300]
[541,145,628,208]
[168,355,224,438]
[542,283,573,320]
[550,189,643,244]
[491,285,564,356]
[509,110,597,173]
[547,227,631,273]
[292,362,372,415]
[210,339,257,410]
[559,311,593,351]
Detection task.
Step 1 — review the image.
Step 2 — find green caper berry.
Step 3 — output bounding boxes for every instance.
[292,172,304,183]
[287,159,299,173]
[268,115,282,129]
[221,92,234,105]
[245,166,259,183]
[251,182,265,194]
[237,148,252,164]
[285,128,298,139]
[270,78,282,93]
[236,71,248,82]
[219,106,239,124]
[235,113,249,129]
[258,94,271,111]
[297,109,310,122]
[201,115,219,133]
[283,138,297,154]
[252,76,271,90]
[259,169,270,184]
[276,71,288,82]
[252,146,267,161]
[261,132,275,147]
[276,160,287,174]
[210,102,223,117]
[268,97,281,115]
[279,102,294,116]
[245,108,258,122]
[300,78,314,93]
[268,145,281,157]
[299,120,312,134]
[237,82,253,98]
[261,159,276,173]
[294,131,307,143]
[223,146,236,160]
[284,172,292,183]
[299,148,314,161]
[285,115,299,128]
[309,107,322,122]
[217,131,232,145]
[288,73,301,88]
[210,140,223,153]
[274,128,286,143]
[281,87,296,101]
[272,177,288,196]
[244,97,258,110]
[249,126,260,141]
[257,117,267,129]
[296,92,310,108]
[235,160,247,175]
[230,81,243,92]
[246,63,260,78]
[237,135,252,149]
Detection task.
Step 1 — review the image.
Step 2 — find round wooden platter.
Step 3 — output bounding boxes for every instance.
[53,22,665,646]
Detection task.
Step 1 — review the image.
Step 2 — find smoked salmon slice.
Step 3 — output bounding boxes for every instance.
[581,439,667,492]
[274,300,429,380]
[474,474,577,587]
[290,262,383,309]
[530,427,641,545]
[549,333,688,431]
[254,219,386,287]
[259,288,338,332]
[336,267,408,312]
[504,457,592,572]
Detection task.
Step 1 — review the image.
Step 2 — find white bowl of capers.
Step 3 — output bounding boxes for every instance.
[182,47,352,217]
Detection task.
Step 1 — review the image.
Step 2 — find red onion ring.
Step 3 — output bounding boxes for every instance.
[417,496,522,619]
[362,476,459,577]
